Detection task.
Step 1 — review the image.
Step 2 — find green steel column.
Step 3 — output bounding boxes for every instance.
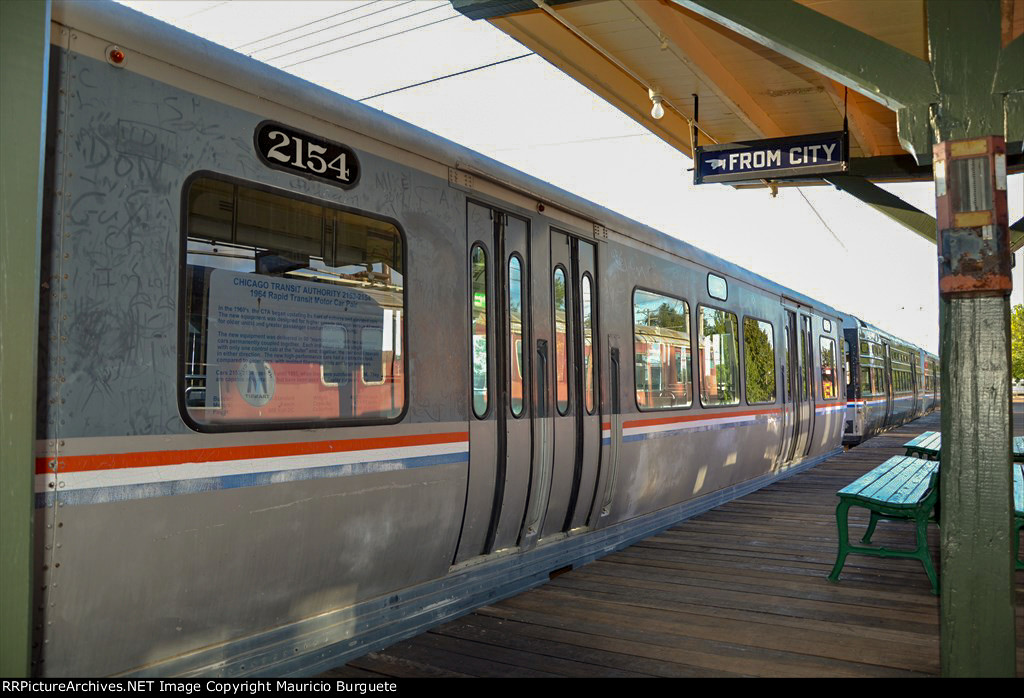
[928,0,1015,678]
[0,0,50,679]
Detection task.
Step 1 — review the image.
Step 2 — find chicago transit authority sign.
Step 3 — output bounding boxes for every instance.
[694,131,847,184]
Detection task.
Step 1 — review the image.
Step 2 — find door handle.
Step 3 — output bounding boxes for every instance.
[536,340,548,418]
[609,347,620,415]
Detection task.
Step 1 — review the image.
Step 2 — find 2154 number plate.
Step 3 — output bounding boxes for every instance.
[254,121,360,189]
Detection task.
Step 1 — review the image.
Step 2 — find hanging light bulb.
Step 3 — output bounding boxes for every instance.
[649,88,664,120]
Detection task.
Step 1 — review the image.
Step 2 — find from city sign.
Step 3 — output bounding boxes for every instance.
[695,131,847,184]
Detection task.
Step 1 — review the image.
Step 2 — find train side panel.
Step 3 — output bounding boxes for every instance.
[36,32,470,677]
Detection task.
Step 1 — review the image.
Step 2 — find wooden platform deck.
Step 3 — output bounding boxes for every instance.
[324,407,1024,678]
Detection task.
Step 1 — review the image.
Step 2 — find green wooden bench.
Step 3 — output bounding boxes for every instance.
[904,431,941,460]
[828,455,940,594]
[906,432,1024,462]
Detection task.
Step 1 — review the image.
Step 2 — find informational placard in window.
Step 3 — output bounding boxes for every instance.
[203,269,384,421]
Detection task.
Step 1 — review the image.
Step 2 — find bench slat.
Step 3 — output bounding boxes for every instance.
[869,465,932,504]
[839,456,937,506]
[838,456,917,497]
[904,431,938,449]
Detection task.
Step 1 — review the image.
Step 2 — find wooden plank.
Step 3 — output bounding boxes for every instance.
[543,570,939,632]
[319,663,397,680]
[434,616,686,677]
[471,603,927,678]
[582,556,939,611]
[344,649,473,678]
[490,587,937,673]
[365,636,561,678]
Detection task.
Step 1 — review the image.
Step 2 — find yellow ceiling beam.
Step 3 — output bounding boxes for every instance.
[491,8,696,158]
[822,80,882,157]
[629,0,786,141]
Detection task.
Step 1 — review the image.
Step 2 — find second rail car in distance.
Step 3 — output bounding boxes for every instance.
[33,0,936,678]
[840,314,940,445]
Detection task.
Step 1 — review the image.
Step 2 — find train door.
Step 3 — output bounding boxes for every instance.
[779,313,797,464]
[882,343,894,425]
[800,314,816,456]
[782,307,814,462]
[534,230,601,540]
[455,202,534,563]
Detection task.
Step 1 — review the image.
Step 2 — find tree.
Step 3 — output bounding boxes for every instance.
[744,318,776,402]
[642,301,686,331]
[1012,304,1024,380]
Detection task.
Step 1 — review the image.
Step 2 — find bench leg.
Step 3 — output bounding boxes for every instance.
[828,499,853,584]
[914,511,939,595]
[862,510,881,544]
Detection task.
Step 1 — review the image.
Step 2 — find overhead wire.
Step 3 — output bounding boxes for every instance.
[798,188,848,251]
[244,1,421,56]
[359,53,534,101]
[267,3,450,63]
[491,132,655,152]
[280,13,460,69]
[181,1,230,20]
[233,0,386,51]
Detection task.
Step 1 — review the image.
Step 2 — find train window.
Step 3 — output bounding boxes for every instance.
[633,290,691,410]
[707,273,728,301]
[860,367,872,396]
[819,337,838,400]
[182,175,405,429]
[699,306,740,407]
[509,255,524,418]
[822,318,832,333]
[743,318,776,404]
[582,274,595,414]
[843,339,851,386]
[553,267,571,415]
[471,245,489,419]
[873,367,886,395]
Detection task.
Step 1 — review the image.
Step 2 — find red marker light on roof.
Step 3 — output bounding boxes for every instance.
[106,45,126,67]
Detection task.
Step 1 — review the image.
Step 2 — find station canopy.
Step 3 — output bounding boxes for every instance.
[451,0,1024,194]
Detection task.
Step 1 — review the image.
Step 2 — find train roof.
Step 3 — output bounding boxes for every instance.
[57,0,849,318]
[838,312,938,361]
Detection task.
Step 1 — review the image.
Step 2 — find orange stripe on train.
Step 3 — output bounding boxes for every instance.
[35,431,470,475]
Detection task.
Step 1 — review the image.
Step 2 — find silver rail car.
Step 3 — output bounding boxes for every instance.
[33,0,934,677]
[840,314,940,445]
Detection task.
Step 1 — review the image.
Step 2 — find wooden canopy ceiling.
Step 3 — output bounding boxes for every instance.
[453,0,1024,183]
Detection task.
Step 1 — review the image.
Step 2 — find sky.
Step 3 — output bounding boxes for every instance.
[118,0,1024,354]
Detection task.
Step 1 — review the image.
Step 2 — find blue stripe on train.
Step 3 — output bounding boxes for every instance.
[621,415,772,443]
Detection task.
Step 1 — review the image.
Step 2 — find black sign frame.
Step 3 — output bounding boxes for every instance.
[254,121,361,189]
[694,131,847,185]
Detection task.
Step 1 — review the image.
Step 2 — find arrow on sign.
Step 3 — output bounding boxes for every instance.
[709,158,727,170]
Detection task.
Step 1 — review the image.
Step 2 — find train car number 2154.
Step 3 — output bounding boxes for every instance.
[254,121,361,189]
